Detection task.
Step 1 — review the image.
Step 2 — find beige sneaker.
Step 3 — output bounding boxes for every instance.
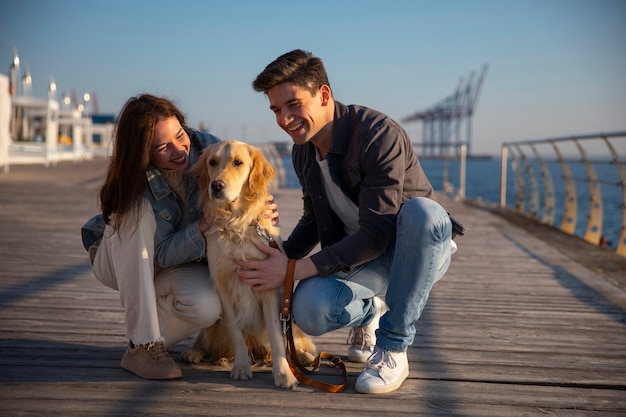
[120,341,182,380]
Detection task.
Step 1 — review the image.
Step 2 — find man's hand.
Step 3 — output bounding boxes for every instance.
[265,194,279,226]
[236,242,287,291]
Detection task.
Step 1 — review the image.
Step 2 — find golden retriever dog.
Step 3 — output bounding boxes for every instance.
[182,140,316,389]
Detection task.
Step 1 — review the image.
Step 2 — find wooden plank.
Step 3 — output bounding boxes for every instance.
[0,379,624,416]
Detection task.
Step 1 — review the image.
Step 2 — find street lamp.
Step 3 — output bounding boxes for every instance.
[62,92,71,110]
[22,64,32,96]
[48,77,57,100]
[8,48,20,96]
[83,93,91,117]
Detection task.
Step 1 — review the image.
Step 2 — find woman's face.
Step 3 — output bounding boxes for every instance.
[150,116,191,172]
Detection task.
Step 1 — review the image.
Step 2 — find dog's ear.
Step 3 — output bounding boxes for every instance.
[248,146,276,195]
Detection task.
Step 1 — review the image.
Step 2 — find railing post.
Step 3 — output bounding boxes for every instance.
[83,116,93,160]
[529,144,556,225]
[500,144,508,208]
[573,139,603,245]
[0,74,10,173]
[550,142,577,235]
[459,144,466,200]
[44,99,59,167]
[601,136,626,256]
[515,144,539,219]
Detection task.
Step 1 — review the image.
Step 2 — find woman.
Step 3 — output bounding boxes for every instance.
[82,94,232,380]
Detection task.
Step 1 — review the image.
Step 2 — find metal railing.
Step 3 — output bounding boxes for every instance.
[499,131,626,257]
[258,142,287,189]
[414,143,467,201]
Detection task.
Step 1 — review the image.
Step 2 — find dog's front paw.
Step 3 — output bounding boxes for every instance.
[230,364,253,380]
[274,361,298,389]
[297,350,317,367]
[181,349,204,364]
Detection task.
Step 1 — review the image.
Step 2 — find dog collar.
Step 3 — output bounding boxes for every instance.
[255,223,276,246]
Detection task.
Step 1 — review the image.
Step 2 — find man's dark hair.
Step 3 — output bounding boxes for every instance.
[252,49,331,95]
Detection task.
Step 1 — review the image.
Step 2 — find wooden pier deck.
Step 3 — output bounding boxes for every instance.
[1,159,625,416]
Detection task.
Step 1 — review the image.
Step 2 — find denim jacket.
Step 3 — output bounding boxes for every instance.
[283,101,438,276]
[80,129,220,269]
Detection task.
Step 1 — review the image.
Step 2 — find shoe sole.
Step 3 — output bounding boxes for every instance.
[355,366,409,394]
[347,350,372,363]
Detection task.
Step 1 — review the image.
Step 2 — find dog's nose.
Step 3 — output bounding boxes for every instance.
[211,180,226,193]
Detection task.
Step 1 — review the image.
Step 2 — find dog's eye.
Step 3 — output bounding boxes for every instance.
[209,159,217,166]
[233,159,243,167]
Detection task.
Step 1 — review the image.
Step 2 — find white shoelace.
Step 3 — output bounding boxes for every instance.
[366,347,396,371]
[347,326,373,349]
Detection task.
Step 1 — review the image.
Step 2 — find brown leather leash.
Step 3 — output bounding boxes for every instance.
[281,259,348,393]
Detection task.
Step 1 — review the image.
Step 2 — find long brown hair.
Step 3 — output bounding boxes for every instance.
[100,94,186,232]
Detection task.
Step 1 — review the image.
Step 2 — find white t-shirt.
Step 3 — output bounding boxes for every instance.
[316,150,360,236]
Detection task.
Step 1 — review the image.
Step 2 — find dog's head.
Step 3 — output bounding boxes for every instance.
[193,140,276,207]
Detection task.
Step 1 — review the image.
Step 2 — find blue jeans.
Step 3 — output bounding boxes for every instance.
[292,197,452,352]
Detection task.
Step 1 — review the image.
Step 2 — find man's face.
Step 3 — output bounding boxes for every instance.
[267,82,332,145]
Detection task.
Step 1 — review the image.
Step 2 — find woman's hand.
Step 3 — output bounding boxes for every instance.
[198,203,215,233]
[265,194,279,226]
[236,243,287,291]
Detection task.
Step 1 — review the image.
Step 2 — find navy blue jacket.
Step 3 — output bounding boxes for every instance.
[283,101,438,276]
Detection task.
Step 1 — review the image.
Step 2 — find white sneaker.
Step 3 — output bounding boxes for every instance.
[355,346,409,394]
[347,297,387,363]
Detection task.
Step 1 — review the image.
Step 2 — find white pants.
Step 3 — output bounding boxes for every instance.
[92,199,221,349]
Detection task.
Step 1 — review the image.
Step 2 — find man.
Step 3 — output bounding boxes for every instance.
[237,49,455,394]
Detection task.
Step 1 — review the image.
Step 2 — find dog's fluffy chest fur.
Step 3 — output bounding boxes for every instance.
[204,220,278,332]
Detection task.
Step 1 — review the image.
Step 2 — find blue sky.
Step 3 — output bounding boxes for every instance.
[1,0,624,155]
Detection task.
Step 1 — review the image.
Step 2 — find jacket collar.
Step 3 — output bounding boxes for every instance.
[145,165,172,201]
[329,101,350,155]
